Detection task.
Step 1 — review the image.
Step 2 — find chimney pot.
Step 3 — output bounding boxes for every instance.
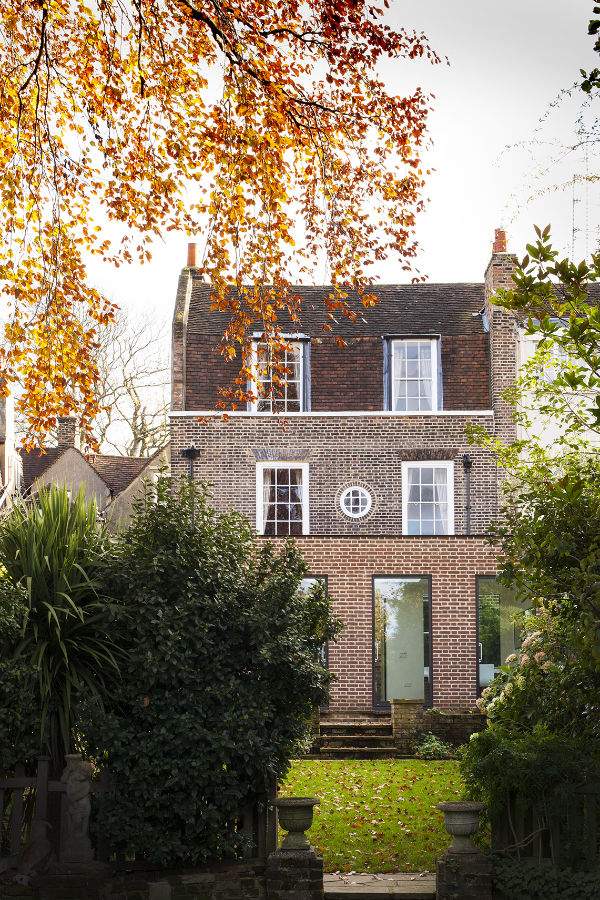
[493,228,507,253]
[187,242,198,267]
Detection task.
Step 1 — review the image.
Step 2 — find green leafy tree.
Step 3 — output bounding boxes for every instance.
[0,486,119,771]
[462,253,600,829]
[81,475,342,866]
[494,225,600,437]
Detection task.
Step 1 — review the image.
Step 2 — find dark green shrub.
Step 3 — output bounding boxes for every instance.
[82,476,342,866]
[0,581,42,771]
[460,726,600,820]
[493,858,600,900]
[414,732,454,760]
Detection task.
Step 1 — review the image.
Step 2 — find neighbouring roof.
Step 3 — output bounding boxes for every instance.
[20,448,152,495]
[90,455,150,495]
[20,448,64,493]
[186,281,489,337]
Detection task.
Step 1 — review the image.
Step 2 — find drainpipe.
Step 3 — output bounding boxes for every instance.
[462,454,473,535]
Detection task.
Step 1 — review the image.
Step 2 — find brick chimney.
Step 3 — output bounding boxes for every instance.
[57,415,80,450]
[187,242,198,267]
[483,228,518,445]
[492,228,507,253]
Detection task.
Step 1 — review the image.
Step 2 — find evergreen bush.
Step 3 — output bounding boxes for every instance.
[82,475,342,865]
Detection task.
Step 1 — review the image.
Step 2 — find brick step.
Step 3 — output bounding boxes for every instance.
[316,747,399,759]
[320,724,393,737]
[319,735,395,750]
[320,710,391,724]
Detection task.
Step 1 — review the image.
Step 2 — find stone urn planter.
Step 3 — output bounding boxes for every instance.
[274,797,320,850]
[437,801,486,853]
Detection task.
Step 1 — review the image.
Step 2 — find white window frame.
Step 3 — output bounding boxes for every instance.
[256,462,309,535]
[339,485,372,519]
[250,338,304,412]
[390,337,439,413]
[401,461,454,535]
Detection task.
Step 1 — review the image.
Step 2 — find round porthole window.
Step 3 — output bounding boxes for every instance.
[340,486,372,519]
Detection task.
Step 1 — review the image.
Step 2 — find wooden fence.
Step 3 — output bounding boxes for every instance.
[0,756,277,866]
[491,783,600,871]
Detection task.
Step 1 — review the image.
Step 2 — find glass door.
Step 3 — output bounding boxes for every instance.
[477,576,528,691]
[373,577,431,706]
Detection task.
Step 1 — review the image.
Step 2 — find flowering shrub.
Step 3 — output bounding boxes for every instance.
[475,604,600,741]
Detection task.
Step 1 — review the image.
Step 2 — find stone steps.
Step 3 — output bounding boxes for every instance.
[311,711,398,759]
[321,725,392,737]
[314,748,398,760]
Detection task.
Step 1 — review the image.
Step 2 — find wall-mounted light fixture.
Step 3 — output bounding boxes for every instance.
[181,444,202,479]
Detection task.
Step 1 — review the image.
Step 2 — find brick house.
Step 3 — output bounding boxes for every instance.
[169,231,529,717]
[19,416,169,529]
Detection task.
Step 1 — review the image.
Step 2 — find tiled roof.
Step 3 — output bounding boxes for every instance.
[90,455,150,495]
[20,447,63,493]
[20,448,151,495]
[186,281,488,337]
[184,279,600,339]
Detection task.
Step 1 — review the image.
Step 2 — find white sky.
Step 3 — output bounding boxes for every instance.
[88,0,600,329]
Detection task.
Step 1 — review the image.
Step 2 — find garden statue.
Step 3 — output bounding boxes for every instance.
[60,753,93,864]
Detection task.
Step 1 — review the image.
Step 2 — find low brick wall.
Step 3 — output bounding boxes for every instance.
[421,709,487,747]
[391,699,486,753]
[0,861,265,900]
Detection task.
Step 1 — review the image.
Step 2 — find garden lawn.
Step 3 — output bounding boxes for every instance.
[278,759,463,873]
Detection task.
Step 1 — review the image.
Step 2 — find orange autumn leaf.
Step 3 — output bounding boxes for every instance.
[0,0,440,445]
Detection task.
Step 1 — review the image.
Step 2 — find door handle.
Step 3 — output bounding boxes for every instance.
[375,640,380,662]
[478,642,483,663]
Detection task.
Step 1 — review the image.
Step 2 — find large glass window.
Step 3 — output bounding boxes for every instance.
[252,341,303,412]
[256,463,309,535]
[373,577,431,706]
[401,462,454,535]
[391,339,438,412]
[299,577,329,669]
[477,576,529,691]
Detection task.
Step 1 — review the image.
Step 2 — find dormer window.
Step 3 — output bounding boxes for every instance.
[250,338,310,412]
[383,336,442,412]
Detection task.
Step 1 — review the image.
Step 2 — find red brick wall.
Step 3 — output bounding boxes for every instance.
[185,334,242,409]
[182,333,491,412]
[267,535,497,711]
[442,334,490,409]
[311,336,383,410]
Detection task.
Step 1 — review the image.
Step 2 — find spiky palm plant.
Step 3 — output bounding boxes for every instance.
[0,485,119,771]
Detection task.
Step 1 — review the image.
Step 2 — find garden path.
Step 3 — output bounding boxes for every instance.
[324,871,435,899]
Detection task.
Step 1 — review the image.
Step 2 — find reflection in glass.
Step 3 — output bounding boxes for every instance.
[405,466,448,535]
[477,576,529,689]
[374,577,430,705]
[256,343,303,412]
[298,577,328,669]
[263,467,304,535]
[392,340,434,411]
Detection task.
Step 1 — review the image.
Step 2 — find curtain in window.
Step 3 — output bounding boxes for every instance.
[285,346,302,411]
[262,467,275,534]
[406,465,421,534]
[433,467,448,534]
[419,343,432,410]
[288,467,303,535]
